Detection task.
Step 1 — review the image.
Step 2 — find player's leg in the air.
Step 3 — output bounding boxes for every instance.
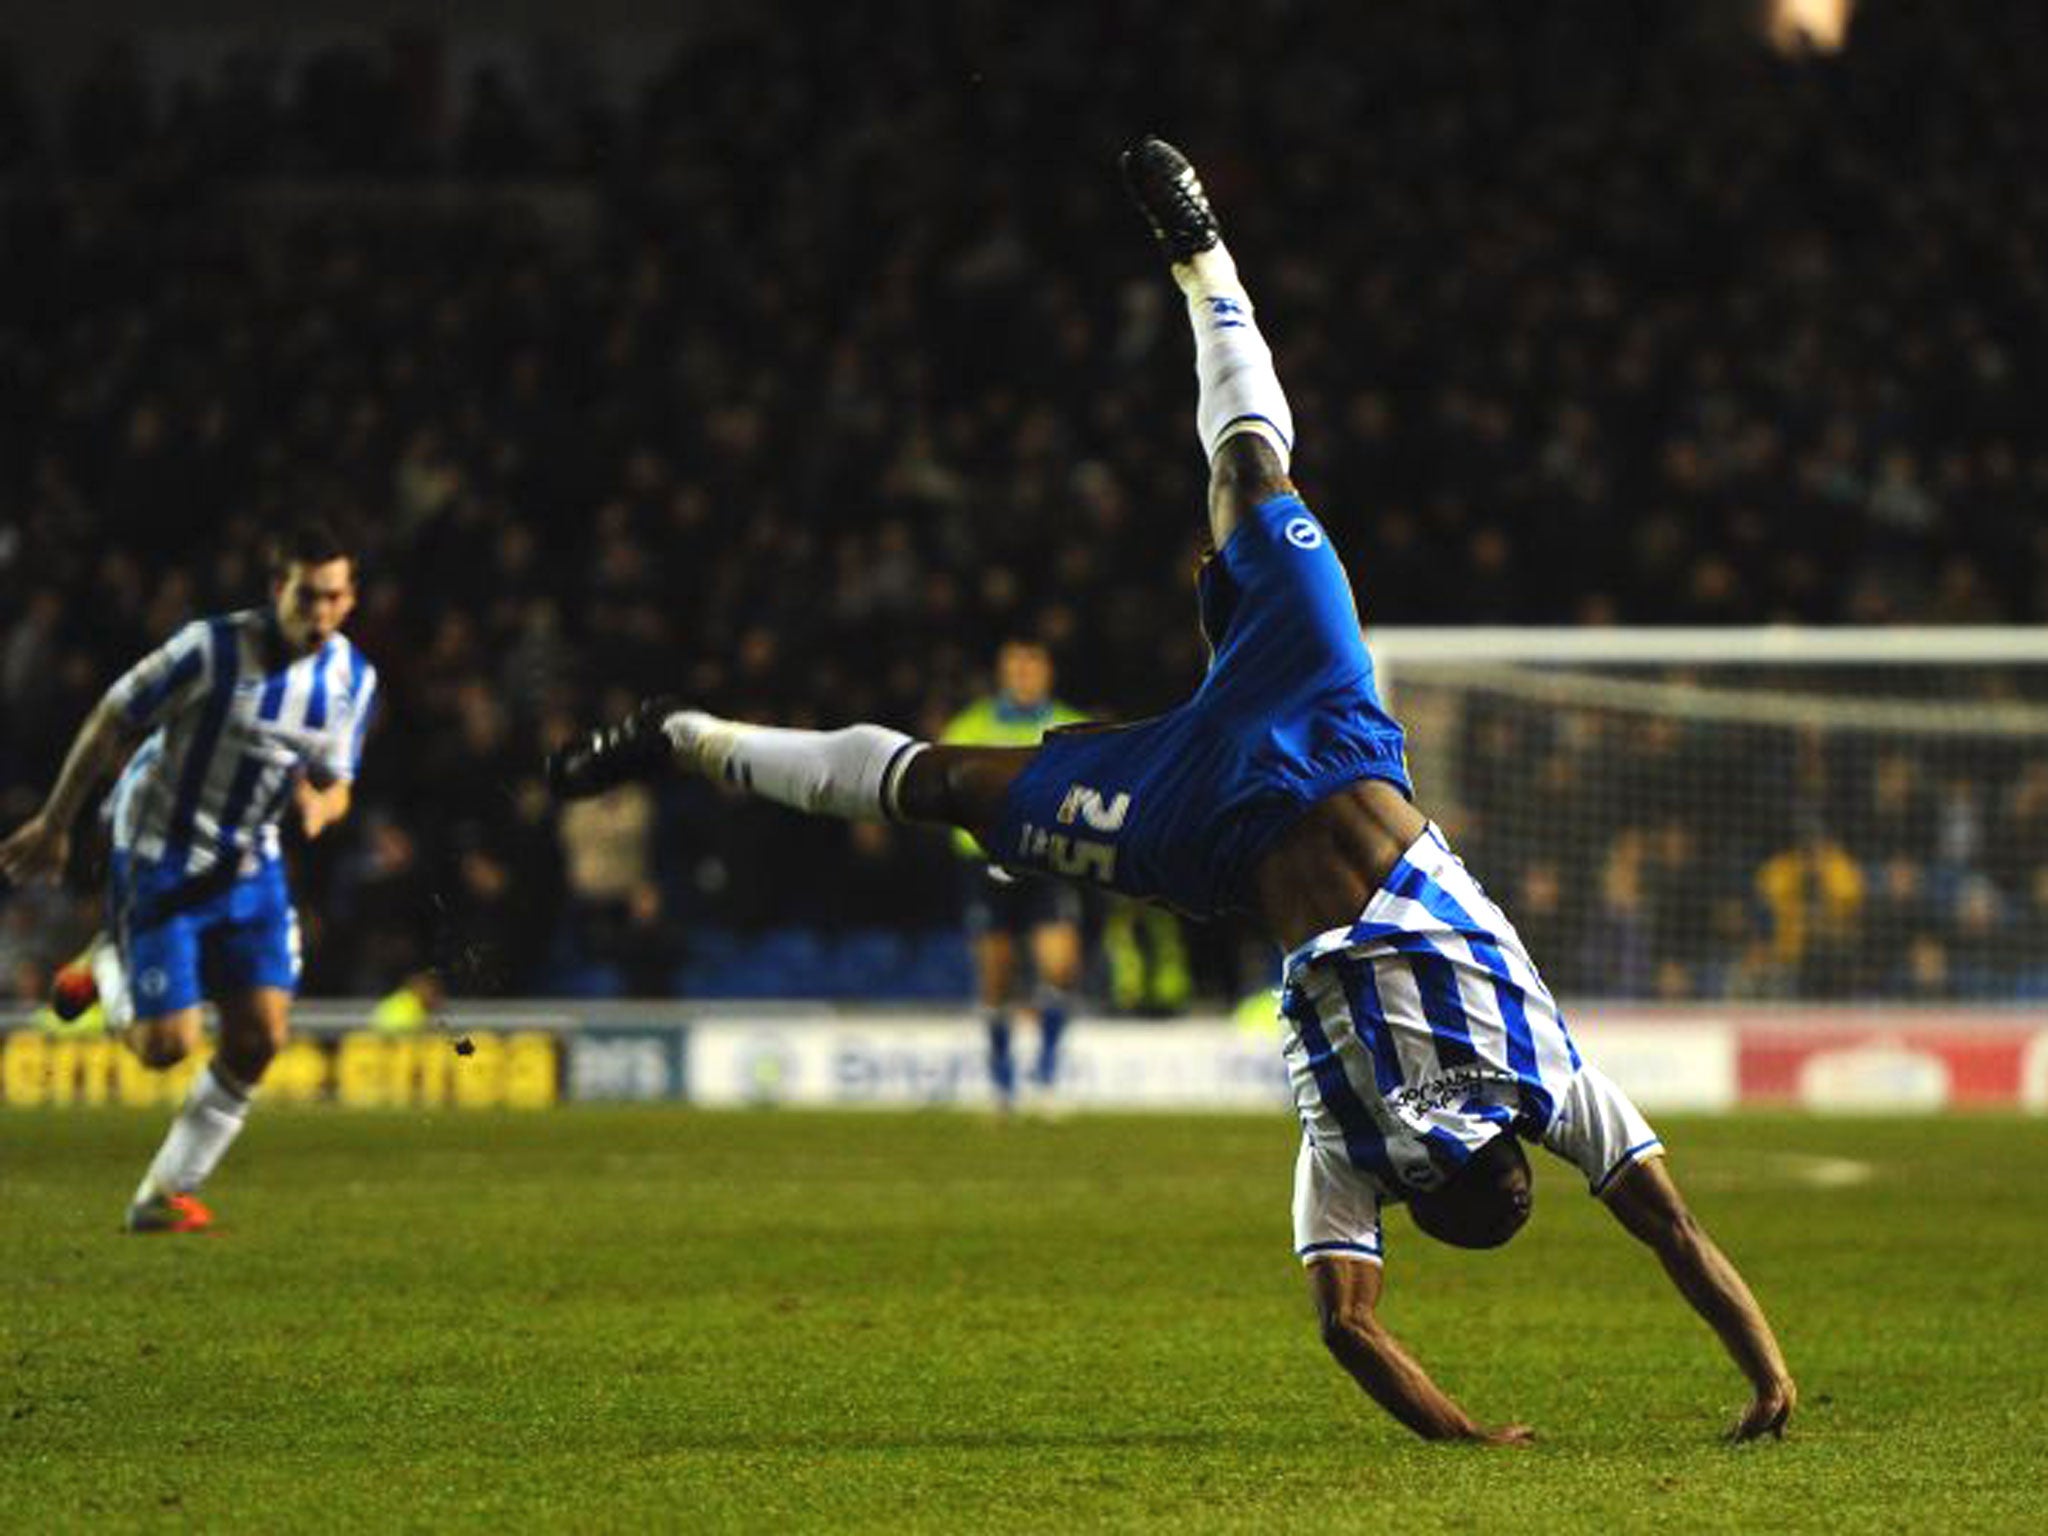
[1120,136,1298,547]
[547,697,1032,853]
[49,930,133,1027]
[547,143,1287,841]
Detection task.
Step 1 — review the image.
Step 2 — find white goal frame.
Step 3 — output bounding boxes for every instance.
[1370,626,2048,669]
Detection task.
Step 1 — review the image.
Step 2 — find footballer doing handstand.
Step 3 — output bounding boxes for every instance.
[550,140,1795,1444]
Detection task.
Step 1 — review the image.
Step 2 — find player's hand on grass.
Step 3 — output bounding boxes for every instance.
[1730,1377,1796,1443]
[0,814,68,886]
[1472,1423,1536,1447]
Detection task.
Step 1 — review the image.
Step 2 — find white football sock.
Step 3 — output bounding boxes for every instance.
[1176,244,1294,468]
[665,712,926,822]
[137,1060,252,1201]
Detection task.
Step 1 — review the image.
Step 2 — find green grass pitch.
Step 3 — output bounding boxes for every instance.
[4,1107,2045,1532]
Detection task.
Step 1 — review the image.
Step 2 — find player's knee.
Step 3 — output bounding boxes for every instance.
[130,1025,191,1070]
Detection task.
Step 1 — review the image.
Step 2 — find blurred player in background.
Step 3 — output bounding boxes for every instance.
[0,521,376,1232]
[550,141,1794,1443]
[941,639,1087,1111]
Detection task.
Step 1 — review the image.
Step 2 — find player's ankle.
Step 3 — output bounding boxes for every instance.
[661,709,736,776]
[1174,244,1243,300]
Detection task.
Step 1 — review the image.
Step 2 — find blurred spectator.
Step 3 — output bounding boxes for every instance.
[1752,822,1865,997]
[557,781,655,958]
[6,2,2048,1002]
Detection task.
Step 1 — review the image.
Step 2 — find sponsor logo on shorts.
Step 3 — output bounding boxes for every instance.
[1018,824,1117,884]
[1284,516,1324,550]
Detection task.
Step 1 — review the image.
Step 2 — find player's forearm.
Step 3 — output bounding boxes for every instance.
[1652,1216,1793,1393]
[1325,1315,1486,1440]
[37,700,129,827]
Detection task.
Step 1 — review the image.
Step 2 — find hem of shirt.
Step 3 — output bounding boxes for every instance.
[1297,1241,1384,1266]
[1213,490,1310,561]
[1221,755,1414,916]
[1590,1138,1666,1197]
[1277,820,1448,980]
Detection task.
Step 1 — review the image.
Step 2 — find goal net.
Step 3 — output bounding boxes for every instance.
[1371,628,2048,1004]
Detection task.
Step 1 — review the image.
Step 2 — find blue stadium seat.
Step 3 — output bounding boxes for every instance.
[903,930,975,1000]
[824,929,911,998]
[548,961,627,999]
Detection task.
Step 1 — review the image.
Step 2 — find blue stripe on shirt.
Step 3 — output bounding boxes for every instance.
[1298,1239,1382,1260]
[1593,1138,1663,1196]
[1406,947,1479,1071]
[163,619,240,864]
[1395,865,1556,1128]
[122,646,204,726]
[215,755,268,852]
[304,642,331,729]
[346,673,377,776]
[1284,983,1395,1181]
[1335,957,1405,1096]
[1422,1124,1477,1177]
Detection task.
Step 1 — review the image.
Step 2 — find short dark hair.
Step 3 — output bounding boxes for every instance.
[1407,1133,1533,1250]
[267,518,352,579]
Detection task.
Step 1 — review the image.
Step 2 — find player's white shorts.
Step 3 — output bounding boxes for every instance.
[1292,1063,1662,1266]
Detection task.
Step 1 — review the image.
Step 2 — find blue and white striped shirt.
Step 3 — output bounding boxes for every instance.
[1281,823,1657,1201]
[103,610,378,877]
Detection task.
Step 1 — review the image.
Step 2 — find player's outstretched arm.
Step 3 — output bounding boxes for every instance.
[1309,1259,1534,1444]
[1601,1156,1797,1441]
[0,698,133,885]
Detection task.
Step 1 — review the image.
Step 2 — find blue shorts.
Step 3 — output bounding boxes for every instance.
[990,493,1410,919]
[960,864,1084,938]
[109,852,302,1018]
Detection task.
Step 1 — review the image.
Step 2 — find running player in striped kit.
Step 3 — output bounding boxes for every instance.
[0,521,376,1232]
[550,141,1794,1442]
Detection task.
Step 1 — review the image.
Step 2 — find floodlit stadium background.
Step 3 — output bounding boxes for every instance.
[5,0,2048,1114]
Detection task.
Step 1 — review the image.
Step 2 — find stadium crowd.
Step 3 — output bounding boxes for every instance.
[4,1,2047,1005]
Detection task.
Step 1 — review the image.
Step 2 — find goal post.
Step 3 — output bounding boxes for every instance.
[1369,628,2048,1005]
